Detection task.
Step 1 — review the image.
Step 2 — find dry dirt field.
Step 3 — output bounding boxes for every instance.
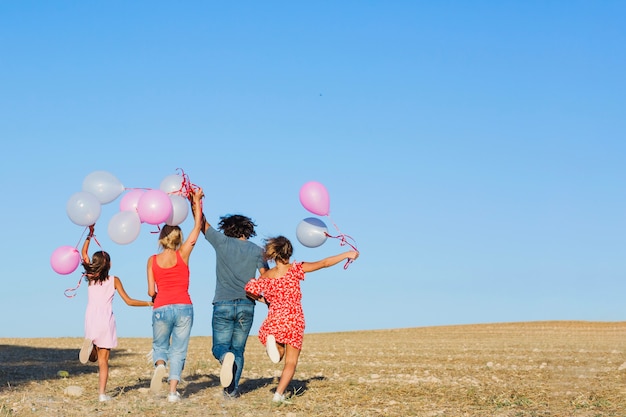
[1,321,625,417]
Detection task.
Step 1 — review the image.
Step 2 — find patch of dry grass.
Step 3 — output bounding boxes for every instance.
[1,321,625,416]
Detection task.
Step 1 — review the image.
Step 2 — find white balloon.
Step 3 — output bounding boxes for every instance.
[166,194,189,226]
[82,170,125,204]
[66,191,102,226]
[108,211,141,245]
[160,174,184,195]
[296,217,328,248]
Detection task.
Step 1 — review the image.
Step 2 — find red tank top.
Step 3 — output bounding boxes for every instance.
[152,251,192,309]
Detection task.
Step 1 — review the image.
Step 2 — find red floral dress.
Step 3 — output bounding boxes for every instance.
[245,262,306,350]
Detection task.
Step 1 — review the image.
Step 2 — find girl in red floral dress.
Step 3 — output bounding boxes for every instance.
[245,235,359,403]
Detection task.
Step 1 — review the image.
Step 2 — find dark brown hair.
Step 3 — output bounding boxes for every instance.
[218,214,257,239]
[82,251,111,284]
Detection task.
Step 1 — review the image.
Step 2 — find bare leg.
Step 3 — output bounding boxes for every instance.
[96,347,111,395]
[169,379,178,393]
[277,343,286,361]
[275,344,300,396]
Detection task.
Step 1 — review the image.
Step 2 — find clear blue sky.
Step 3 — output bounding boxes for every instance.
[1,1,625,338]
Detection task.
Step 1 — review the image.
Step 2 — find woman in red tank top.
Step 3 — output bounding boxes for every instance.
[147,187,204,403]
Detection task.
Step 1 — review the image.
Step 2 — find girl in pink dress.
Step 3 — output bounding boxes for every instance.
[245,235,359,403]
[80,225,153,402]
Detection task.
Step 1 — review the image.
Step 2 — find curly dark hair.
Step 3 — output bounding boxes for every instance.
[218,214,257,239]
[82,251,111,284]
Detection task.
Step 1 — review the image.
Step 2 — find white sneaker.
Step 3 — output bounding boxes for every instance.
[272,391,291,404]
[266,335,280,364]
[220,352,235,387]
[167,391,181,403]
[150,363,167,393]
[79,339,93,364]
[98,394,112,402]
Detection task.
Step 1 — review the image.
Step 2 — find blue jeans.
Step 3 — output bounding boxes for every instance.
[212,299,255,391]
[152,304,194,382]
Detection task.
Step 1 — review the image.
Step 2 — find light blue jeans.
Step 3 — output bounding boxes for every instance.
[152,304,194,382]
[212,299,255,391]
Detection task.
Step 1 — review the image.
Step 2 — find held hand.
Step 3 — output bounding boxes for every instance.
[190,187,204,205]
[342,250,359,270]
[188,187,204,203]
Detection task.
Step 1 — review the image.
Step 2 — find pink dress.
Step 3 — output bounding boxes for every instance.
[245,262,306,350]
[84,276,117,349]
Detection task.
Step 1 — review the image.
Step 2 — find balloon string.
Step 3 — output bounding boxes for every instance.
[64,277,83,298]
[324,231,358,251]
[66,227,103,298]
[174,168,201,198]
[90,234,102,248]
[324,215,358,269]
[65,169,200,297]
[76,227,103,250]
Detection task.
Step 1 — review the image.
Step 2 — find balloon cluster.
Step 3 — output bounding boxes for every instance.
[297,181,358,268]
[50,169,198,276]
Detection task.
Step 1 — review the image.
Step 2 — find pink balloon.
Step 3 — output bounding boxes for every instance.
[299,181,330,216]
[119,189,145,212]
[50,245,81,275]
[137,189,173,225]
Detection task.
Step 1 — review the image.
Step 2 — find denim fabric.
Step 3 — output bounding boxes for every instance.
[152,304,194,382]
[212,299,255,390]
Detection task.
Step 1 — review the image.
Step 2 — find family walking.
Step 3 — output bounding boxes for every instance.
[77,184,358,404]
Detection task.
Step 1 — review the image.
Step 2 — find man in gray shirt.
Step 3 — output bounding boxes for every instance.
[201,213,268,398]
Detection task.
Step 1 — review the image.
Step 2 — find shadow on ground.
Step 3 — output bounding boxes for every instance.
[181,373,326,398]
[0,344,132,389]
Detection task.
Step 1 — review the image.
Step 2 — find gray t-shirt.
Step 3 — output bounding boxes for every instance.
[204,226,268,303]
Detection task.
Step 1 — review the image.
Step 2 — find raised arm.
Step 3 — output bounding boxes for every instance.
[190,194,211,234]
[81,224,95,264]
[301,250,359,273]
[114,276,153,307]
[180,187,205,261]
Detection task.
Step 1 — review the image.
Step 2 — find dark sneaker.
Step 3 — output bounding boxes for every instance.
[223,387,240,399]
